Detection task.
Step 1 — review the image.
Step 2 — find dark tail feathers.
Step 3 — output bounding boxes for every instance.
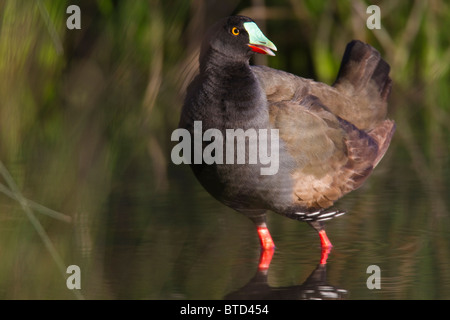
[334,40,392,102]
[332,40,392,131]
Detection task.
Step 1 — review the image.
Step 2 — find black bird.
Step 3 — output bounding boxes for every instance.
[178,16,395,255]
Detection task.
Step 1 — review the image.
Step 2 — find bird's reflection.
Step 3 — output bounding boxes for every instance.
[224,248,348,300]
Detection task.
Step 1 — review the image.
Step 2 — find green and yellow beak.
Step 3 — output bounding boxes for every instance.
[244,21,277,56]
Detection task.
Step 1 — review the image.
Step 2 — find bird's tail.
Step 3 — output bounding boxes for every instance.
[333,40,392,130]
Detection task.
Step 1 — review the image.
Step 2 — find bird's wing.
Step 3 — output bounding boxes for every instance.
[251,55,395,208]
[268,94,380,209]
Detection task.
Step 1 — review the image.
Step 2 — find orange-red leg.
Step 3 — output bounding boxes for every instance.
[318,230,333,248]
[318,230,333,264]
[257,226,275,250]
[255,225,276,271]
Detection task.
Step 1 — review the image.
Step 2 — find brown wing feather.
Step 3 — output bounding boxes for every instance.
[269,95,384,209]
[367,120,396,167]
[254,41,395,210]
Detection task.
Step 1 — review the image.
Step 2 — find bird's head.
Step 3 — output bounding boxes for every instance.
[200,16,277,64]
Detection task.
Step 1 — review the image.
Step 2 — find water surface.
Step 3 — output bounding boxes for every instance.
[1,147,449,300]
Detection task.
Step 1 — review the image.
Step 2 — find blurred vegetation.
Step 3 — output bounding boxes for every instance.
[0,0,449,299]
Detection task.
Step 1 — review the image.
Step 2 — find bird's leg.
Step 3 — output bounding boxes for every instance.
[318,229,333,248]
[256,225,275,270]
[249,215,275,270]
[249,214,275,250]
[256,224,275,250]
[308,220,332,247]
[308,221,333,265]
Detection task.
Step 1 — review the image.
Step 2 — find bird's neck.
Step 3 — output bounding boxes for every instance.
[200,48,252,80]
[196,48,268,129]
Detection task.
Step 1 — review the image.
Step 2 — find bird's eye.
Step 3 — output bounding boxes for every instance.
[231,27,240,36]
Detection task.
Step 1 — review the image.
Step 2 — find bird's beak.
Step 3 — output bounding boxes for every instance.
[244,21,277,56]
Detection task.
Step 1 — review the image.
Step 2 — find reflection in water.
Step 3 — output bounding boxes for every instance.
[2,156,450,300]
[225,248,347,300]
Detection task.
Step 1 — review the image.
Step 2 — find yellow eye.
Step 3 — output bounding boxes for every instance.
[231,27,240,36]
